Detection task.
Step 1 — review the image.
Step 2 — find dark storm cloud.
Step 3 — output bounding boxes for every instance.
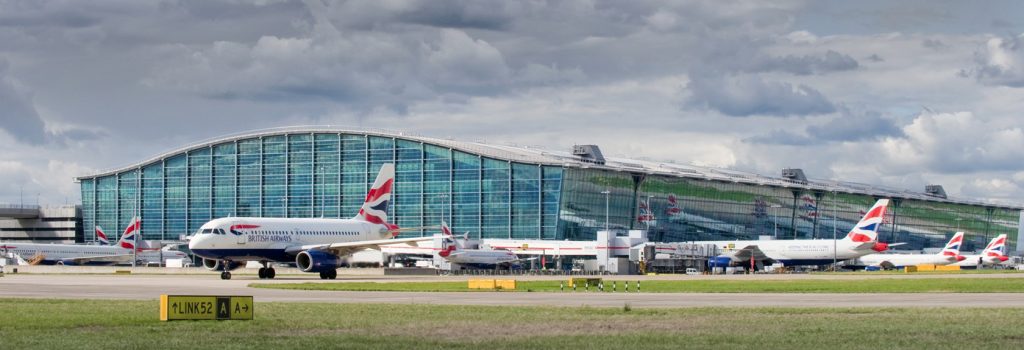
[686,72,836,117]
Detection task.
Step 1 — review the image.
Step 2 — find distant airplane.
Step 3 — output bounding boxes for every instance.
[436,221,535,269]
[0,218,185,265]
[856,232,966,268]
[953,234,1010,267]
[702,199,892,267]
[188,163,434,280]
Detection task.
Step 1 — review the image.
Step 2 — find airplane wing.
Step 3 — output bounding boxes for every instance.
[61,254,135,265]
[719,245,771,263]
[286,236,435,257]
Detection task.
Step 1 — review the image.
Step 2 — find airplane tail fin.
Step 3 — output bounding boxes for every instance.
[983,234,1009,262]
[118,217,141,250]
[842,199,890,251]
[354,163,395,224]
[940,232,965,261]
[96,226,109,245]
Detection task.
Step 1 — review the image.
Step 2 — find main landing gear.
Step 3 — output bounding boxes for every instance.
[318,269,337,280]
[258,262,277,280]
[220,271,232,280]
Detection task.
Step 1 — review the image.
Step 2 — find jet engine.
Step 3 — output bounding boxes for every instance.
[296,250,342,273]
[203,258,241,271]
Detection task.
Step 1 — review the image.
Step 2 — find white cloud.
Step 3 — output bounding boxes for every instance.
[967,34,1024,87]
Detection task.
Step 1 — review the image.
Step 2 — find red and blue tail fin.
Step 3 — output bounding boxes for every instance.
[355,163,394,224]
[843,199,889,250]
[940,232,965,260]
[96,226,109,245]
[118,217,141,250]
[983,234,1009,262]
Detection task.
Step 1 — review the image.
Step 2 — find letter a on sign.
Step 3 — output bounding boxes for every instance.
[216,297,230,319]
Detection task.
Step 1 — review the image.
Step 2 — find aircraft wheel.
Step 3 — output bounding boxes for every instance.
[267,268,276,279]
[258,268,267,279]
[221,271,232,280]
[319,271,327,280]
[327,269,337,280]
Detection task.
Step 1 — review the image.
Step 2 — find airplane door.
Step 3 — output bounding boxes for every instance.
[236,232,246,244]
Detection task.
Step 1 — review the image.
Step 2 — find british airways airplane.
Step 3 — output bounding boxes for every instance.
[0,218,185,265]
[953,234,1011,267]
[703,199,893,267]
[188,163,434,280]
[856,232,966,268]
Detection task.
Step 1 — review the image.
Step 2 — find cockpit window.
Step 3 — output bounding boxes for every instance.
[201,229,213,234]
[216,229,226,235]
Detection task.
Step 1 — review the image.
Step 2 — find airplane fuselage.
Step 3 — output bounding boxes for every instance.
[442,249,520,266]
[188,217,393,262]
[0,243,185,265]
[857,253,957,268]
[706,239,880,266]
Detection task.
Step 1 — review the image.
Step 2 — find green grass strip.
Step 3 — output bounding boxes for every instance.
[1,298,1022,350]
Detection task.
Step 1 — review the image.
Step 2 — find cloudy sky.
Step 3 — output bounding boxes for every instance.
[2,0,1024,206]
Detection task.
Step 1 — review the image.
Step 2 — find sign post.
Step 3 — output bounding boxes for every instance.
[160,295,253,321]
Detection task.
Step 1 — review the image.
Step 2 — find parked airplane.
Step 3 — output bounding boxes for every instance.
[188,163,434,280]
[856,232,966,268]
[703,199,892,267]
[0,217,185,265]
[96,226,110,245]
[436,221,534,269]
[953,234,1010,267]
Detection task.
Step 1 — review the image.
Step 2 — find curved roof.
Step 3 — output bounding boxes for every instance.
[76,125,1023,210]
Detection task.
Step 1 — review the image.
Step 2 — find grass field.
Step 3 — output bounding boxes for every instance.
[1,298,1022,349]
[251,277,1024,293]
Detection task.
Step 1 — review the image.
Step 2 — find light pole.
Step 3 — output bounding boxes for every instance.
[438,194,449,226]
[832,191,837,269]
[601,190,611,232]
[770,204,782,239]
[645,195,654,229]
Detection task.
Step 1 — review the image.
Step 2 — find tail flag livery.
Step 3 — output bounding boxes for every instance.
[843,199,890,251]
[118,216,141,250]
[96,226,109,245]
[666,194,682,215]
[438,220,457,258]
[355,164,395,224]
[983,234,1009,262]
[941,232,966,261]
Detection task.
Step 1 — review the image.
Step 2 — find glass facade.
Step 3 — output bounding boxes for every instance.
[78,131,1021,251]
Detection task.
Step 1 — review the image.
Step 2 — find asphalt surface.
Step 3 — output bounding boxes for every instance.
[2,273,1023,308]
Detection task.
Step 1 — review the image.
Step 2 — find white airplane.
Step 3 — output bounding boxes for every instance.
[188,163,434,280]
[703,199,892,267]
[857,232,966,268]
[436,221,534,269]
[0,218,186,265]
[953,234,1010,267]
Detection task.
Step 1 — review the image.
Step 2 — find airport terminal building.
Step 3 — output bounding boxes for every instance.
[76,127,1024,252]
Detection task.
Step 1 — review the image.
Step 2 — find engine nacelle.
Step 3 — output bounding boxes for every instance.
[707,256,734,267]
[296,250,342,273]
[202,258,241,271]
